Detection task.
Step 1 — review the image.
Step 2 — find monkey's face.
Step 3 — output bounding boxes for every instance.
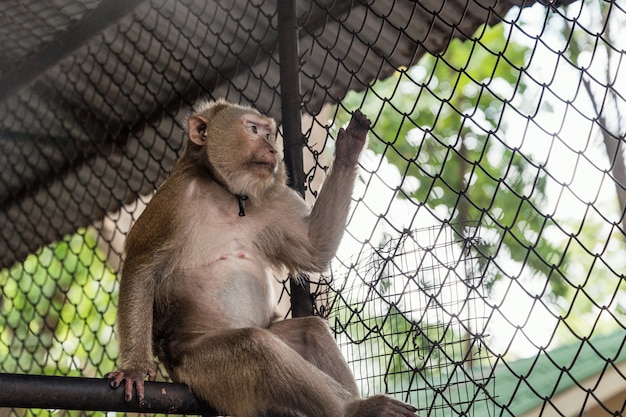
[240,114,279,179]
[219,113,282,199]
[187,105,284,200]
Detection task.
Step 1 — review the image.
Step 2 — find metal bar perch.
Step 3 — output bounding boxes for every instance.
[0,373,216,415]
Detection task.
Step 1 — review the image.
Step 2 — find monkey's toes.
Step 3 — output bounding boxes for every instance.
[350,395,418,417]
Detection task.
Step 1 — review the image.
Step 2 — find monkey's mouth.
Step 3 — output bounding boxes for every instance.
[252,161,277,172]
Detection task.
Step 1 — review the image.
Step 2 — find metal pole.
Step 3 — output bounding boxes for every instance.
[277,0,305,196]
[0,373,216,415]
[277,0,313,318]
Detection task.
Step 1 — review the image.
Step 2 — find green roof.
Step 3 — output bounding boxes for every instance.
[490,330,626,416]
[408,330,626,416]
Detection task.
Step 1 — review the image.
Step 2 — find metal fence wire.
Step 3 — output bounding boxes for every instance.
[0,1,625,417]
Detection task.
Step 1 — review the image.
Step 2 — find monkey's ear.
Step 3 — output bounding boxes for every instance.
[188,116,208,145]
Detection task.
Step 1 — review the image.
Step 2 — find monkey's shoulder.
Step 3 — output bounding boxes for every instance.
[244,188,311,228]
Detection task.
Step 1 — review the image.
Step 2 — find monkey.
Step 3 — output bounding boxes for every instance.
[106,99,418,417]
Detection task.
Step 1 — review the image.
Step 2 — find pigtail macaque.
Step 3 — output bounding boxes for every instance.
[106,99,417,417]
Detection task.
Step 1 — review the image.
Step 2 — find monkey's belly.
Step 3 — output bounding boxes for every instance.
[153,244,279,367]
[179,253,277,330]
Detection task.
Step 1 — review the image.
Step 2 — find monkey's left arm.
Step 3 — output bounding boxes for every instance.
[257,111,369,273]
[305,110,370,270]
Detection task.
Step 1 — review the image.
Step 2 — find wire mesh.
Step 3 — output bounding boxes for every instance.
[0,1,625,417]
[317,223,493,416]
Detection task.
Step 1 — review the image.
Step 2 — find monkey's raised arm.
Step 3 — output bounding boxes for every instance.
[265,110,369,273]
[306,110,369,269]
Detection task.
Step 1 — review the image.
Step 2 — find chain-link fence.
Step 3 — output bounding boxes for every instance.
[0,1,624,416]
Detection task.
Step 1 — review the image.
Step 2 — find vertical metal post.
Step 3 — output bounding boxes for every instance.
[277,0,313,317]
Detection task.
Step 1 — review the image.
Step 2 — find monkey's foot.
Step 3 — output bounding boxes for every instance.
[346,395,418,417]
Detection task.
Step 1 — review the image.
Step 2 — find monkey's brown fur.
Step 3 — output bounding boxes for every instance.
[106,99,417,417]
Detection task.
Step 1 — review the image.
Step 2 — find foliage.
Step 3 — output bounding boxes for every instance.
[332,298,467,392]
[548,0,626,339]
[328,230,493,415]
[0,229,118,379]
[334,23,569,297]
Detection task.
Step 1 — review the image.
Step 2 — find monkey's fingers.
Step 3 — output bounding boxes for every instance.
[147,368,157,382]
[105,370,148,403]
[347,109,371,136]
[335,123,367,167]
[129,378,145,403]
[105,370,125,389]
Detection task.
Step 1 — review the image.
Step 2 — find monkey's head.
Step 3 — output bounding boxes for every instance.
[185,99,286,201]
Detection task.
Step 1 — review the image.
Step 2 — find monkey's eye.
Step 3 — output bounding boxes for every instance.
[250,124,258,134]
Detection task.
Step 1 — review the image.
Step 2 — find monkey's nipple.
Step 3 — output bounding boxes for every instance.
[218,252,247,260]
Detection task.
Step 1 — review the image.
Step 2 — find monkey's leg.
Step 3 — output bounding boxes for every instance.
[171,327,353,417]
[269,316,360,397]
